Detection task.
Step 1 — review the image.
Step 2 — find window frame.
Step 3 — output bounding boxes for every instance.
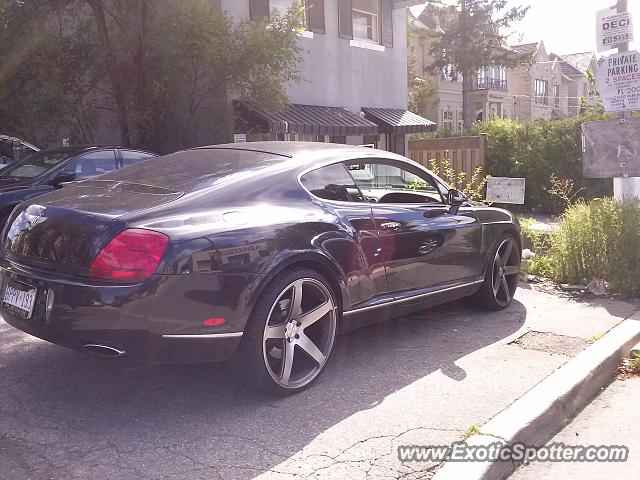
[343,158,447,206]
[119,149,156,168]
[352,0,380,43]
[552,83,560,108]
[305,0,325,34]
[534,79,549,106]
[299,162,366,203]
[61,149,118,180]
[298,157,451,207]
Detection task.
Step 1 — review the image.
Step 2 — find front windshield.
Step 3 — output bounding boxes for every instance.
[0,150,73,179]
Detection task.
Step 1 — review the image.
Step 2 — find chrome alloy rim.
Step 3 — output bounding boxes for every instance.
[262,278,336,389]
[492,238,520,307]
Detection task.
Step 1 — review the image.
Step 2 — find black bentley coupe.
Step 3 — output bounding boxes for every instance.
[0,142,520,394]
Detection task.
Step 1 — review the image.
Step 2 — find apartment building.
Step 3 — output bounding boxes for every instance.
[409,10,599,131]
[408,9,512,134]
[551,51,600,117]
[227,0,433,154]
[509,41,570,121]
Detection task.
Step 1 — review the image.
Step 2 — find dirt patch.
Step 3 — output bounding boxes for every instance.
[510,331,590,357]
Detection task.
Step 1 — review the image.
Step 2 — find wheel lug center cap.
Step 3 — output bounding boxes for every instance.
[285,321,299,339]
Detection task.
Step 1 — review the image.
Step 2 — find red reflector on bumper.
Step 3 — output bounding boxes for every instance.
[202,317,226,327]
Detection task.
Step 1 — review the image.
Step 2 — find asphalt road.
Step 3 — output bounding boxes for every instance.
[0,288,636,479]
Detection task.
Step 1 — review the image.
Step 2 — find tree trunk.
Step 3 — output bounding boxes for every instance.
[86,0,132,146]
[460,0,473,130]
[462,67,473,129]
[133,0,152,149]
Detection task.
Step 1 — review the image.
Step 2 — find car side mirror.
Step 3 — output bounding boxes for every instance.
[447,189,466,213]
[51,170,77,186]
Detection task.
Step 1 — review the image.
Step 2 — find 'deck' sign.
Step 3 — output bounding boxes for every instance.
[596,7,634,52]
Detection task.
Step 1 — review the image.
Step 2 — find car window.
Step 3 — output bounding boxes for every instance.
[121,150,155,167]
[0,150,75,178]
[64,150,117,179]
[300,163,364,202]
[346,160,444,205]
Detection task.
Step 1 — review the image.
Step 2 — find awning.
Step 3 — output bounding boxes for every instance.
[361,107,436,134]
[551,108,568,120]
[235,101,378,136]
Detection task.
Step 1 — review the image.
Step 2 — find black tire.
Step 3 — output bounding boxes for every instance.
[231,267,338,395]
[474,233,520,310]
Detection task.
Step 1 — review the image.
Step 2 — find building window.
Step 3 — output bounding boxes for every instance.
[535,79,548,106]
[250,0,270,21]
[442,110,453,132]
[352,0,379,42]
[473,66,507,90]
[305,0,325,33]
[553,84,560,108]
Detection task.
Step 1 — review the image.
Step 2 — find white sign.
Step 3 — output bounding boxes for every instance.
[486,177,526,204]
[596,7,633,52]
[233,133,247,143]
[595,51,640,112]
[62,138,70,147]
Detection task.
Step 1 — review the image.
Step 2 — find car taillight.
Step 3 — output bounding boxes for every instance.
[89,229,168,281]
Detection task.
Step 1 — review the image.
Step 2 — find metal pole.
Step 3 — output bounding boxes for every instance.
[613,0,638,199]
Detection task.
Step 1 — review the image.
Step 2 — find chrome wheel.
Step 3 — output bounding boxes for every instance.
[491,238,520,307]
[262,278,336,390]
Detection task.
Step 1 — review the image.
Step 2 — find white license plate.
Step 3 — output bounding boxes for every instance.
[2,282,37,319]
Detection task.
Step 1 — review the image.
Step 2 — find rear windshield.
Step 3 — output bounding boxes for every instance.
[96,148,286,192]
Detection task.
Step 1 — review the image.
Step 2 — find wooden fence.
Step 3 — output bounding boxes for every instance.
[408,134,487,183]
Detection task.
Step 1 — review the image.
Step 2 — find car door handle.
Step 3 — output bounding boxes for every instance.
[379,221,402,231]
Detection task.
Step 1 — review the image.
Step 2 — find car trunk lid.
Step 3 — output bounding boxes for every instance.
[1,180,182,275]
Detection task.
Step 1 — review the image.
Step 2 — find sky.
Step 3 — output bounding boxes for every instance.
[410,0,640,56]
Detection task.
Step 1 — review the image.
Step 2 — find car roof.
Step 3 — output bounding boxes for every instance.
[34,145,156,156]
[194,141,404,166]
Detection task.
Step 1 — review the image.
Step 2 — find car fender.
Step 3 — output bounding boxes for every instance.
[239,249,350,330]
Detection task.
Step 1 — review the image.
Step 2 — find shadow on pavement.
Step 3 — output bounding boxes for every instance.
[0,298,525,479]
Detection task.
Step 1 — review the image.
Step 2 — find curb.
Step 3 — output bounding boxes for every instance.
[433,313,640,480]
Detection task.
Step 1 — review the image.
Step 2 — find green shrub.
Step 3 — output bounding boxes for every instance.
[468,117,611,214]
[518,217,555,277]
[549,198,640,297]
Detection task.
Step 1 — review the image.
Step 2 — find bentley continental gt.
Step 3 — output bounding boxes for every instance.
[0,142,521,394]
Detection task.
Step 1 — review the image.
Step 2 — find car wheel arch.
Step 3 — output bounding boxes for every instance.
[244,252,348,329]
[481,225,521,277]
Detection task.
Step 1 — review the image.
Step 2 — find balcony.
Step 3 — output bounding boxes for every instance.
[472,77,508,91]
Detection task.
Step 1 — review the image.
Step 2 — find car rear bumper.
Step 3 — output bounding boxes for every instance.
[0,260,251,364]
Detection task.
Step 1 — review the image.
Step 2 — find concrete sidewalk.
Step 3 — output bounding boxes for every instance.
[253,287,639,479]
[510,376,640,479]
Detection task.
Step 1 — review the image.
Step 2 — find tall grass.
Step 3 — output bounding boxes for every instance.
[549,198,640,297]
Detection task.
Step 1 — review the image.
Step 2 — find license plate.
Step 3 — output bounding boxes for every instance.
[2,281,37,319]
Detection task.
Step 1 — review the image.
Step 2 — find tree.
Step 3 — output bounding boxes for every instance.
[0,1,304,152]
[0,1,99,146]
[407,17,436,115]
[426,0,530,129]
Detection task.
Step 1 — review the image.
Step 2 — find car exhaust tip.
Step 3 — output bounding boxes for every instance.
[83,344,126,358]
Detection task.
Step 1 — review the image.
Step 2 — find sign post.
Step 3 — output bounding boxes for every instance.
[594,0,639,200]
